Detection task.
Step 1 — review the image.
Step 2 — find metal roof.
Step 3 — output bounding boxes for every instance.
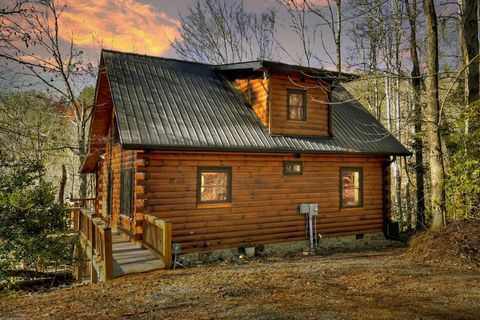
[101,50,410,156]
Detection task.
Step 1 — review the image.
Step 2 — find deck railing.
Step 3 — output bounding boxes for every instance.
[69,197,96,211]
[143,214,172,268]
[71,207,113,280]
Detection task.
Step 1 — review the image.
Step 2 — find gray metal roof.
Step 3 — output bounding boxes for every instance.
[101,50,410,156]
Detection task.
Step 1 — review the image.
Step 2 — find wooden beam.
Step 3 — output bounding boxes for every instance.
[102,226,113,280]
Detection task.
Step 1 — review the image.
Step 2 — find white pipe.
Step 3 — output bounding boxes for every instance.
[308,213,314,249]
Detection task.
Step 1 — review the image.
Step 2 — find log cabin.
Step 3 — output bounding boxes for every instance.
[80,49,410,263]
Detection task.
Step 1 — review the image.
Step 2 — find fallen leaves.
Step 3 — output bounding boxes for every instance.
[0,248,479,319]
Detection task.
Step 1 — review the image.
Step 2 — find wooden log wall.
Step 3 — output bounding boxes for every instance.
[269,72,330,137]
[234,72,330,137]
[96,133,139,238]
[136,151,388,253]
[234,77,269,126]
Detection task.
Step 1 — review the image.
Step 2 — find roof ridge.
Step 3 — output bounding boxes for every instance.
[100,49,357,79]
[101,48,209,66]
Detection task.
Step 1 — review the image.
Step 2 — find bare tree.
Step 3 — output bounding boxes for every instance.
[171,0,277,64]
[0,0,27,16]
[0,0,95,198]
[276,0,318,66]
[405,0,426,229]
[349,0,384,119]
[305,0,342,72]
[423,0,446,229]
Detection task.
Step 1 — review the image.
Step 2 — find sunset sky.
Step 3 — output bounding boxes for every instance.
[0,0,459,86]
[45,0,336,65]
[59,0,188,57]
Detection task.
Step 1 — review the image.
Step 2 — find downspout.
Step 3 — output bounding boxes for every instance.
[382,156,404,241]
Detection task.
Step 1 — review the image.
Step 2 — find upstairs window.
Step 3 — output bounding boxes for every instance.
[287,89,306,121]
[197,167,232,203]
[340,167,363,208]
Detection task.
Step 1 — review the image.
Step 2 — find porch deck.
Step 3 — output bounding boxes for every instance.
[112,231,164,277]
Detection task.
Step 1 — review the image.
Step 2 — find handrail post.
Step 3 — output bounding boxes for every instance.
[102,226,113,280]
[92,218,103,254]
[88,214,94,245]
[78,210,83,234]
[163,220,172,268]
[144,214,173,268]
[71,207,80,231]
[90,216,96,250]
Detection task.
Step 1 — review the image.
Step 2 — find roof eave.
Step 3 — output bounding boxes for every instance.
[121,143,411,157]
[214,61,359,83]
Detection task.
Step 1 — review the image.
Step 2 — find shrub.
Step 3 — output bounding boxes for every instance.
[0,152,76,289]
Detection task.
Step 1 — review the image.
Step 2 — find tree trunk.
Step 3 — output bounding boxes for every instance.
[423,0,446,229]
[404,157,412,229]
[59,164,67,206]
[460,0,479,216]
[335,0,342,73]
[78,135,87,199]
[405,0,426,229]
[461,0,480,109]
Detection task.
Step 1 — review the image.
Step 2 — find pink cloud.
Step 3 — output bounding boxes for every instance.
[59,0,179,55]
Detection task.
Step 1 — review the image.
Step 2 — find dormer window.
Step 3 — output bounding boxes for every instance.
[287,89,306,121]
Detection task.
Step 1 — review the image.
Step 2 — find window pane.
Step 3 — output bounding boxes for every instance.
[289,93,303,106]
[121,169,134,217]
[289,106,304,120]
[201,172,228,201]
[284,161,303,175]
[288,91,305,120]
[342,170,361,207]
[342,187,359,207]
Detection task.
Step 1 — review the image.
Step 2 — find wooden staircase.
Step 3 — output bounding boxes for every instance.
[71,207,170,282]
[111,231,164,277]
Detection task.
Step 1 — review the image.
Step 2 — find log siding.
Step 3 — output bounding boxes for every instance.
[235,73,330,137]
[136,151,388,253]
[269,73,330,137]
[96,133,138,238]
[234,77,269,126]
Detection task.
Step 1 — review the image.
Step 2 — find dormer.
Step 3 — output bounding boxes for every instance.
[217,61,356,138]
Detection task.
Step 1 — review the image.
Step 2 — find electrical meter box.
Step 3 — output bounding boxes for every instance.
[299,203,319,215]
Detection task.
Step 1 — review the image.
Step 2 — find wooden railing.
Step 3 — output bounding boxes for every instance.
[69,197,96,211]
[143,214,172,268]
[71,207,113,280]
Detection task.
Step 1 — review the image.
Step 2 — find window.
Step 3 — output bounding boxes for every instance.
[120,168,134,217]
[284,161,303,175]
[287,89,306,121]
[340,167,363,208]
[197,167,232,203]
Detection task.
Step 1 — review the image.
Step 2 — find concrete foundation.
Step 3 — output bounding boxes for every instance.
[175,232,403,266]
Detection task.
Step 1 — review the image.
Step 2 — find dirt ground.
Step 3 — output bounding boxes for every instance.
[1,248,479,320]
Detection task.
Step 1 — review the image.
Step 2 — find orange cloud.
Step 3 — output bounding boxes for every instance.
[59,0,179,55]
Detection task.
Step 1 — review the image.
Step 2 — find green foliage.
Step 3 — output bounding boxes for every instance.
[445,100,480,218]
[0,151,76,286]
[0,91,70,160]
